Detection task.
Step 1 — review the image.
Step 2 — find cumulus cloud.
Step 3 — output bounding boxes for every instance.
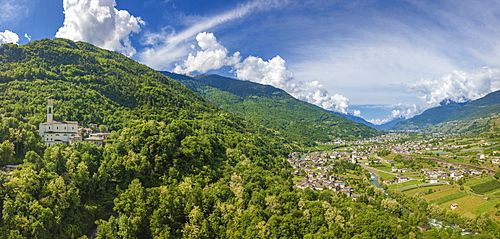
[138,0,289,70]
[173,33,241,74]
[55,0,145,56]
[363,67,500,125]
[353,110,362,117]
[236,55,350,113]
[24,33,31,41]
[0,30,19,44]
[408,67,500,106]
[174,32,350,113]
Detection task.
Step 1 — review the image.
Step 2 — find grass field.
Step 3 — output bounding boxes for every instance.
[470,198,500,215]
[464,177,491,187]
[424,187,461,200]
[403,185,450,196]
[430,191,468,205]
[388,180,422,190]
[439,195,489,216]
[470,179,500,195]
[292,176,305,183]
[378,171,395,181]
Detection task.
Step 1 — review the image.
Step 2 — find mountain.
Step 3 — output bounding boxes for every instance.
[391,100,467,131]
[446,90,500,121]
[1,39,499,238]
[331,112,404,130]
[0,39,295,237]
[161,71,381,145]
[391,91,500,133]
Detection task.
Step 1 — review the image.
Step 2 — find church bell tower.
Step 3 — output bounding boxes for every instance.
[47,96,53,122]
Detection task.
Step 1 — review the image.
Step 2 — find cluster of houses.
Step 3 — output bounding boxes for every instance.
[289,132,499,192]
[288,152,356,197]
[420,167,483,182]
[38,97,112,146]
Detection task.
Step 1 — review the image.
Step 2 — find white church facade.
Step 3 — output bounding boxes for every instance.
[39,97,80,146]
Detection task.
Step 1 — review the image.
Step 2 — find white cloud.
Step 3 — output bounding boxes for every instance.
[55,0,145,56]
[353,110,361,117]
[408,67,500,107]
[235,54,350,113]
[173,32,241,74]
[24,33,31,41]
[174,32,350,114]
[138,0,289,70]
[0,0,30,24]
[0,30,19,44]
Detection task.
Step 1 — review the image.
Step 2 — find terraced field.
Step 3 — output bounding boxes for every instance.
[403,185,451,196]
[470,179,500,195]
[424,187,461,200]
[430,191,468,204]
[388,180,421,190]
[438,195,489,217]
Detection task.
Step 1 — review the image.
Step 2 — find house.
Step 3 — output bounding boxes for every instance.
[450,203,458,210]
[429,177,438,184]
[477,153,485,161]
[69,135,82,145]
[342,186,354,197]
[451,172,464,181]
[3,165,18,172]
[492,158,500,164]
[39,97,79,146]
[418,225,430,231]
[397,175,409,183]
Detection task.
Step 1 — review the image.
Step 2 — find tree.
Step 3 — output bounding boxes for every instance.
[494,171,500,180]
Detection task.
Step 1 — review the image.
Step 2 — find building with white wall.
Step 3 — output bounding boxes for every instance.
[39,97,79,146]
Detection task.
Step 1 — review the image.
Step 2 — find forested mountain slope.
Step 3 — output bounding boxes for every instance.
[161,72,380,145]
[392,91,500,133]
[0,39,497,238]
[391,100,467,131]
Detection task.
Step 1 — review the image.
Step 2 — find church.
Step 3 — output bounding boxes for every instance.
[38,97,80,146]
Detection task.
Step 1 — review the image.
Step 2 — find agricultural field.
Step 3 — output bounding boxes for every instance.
[403,184,451,196]
[430,191,468,204]
[424,187,462,200]
[470,179,500,195]
[377,171,395,181]
[388,180,421,190]
[438,195,489,217]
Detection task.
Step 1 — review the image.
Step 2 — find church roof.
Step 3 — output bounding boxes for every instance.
[40,120,78,125]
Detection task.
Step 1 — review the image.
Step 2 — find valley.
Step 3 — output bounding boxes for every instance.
[0,39,499,238]
[292,132,500,231]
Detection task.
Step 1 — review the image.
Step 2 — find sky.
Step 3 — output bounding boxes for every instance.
[1,0,500,124]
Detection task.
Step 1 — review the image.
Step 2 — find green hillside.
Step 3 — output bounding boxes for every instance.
[162,72,380,145]
[446,90,500,122]
[391,101,465,131]
[0,39,497,238]
[392,91,500,133]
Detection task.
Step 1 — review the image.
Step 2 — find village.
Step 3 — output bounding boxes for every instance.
[289,133,500,197]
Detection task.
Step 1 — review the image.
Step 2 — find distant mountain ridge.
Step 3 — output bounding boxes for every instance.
[162,71,381,145]
[330,112,404,130]
[391,91,500,133]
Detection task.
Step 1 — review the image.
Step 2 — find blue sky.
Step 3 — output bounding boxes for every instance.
[1,0,500,124]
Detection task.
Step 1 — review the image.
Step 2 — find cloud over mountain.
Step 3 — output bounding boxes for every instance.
[173,32,350,114]
[174,33,241,74]
[408,67,500,107]
[0,30,19,44]
[56,0,144,56]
